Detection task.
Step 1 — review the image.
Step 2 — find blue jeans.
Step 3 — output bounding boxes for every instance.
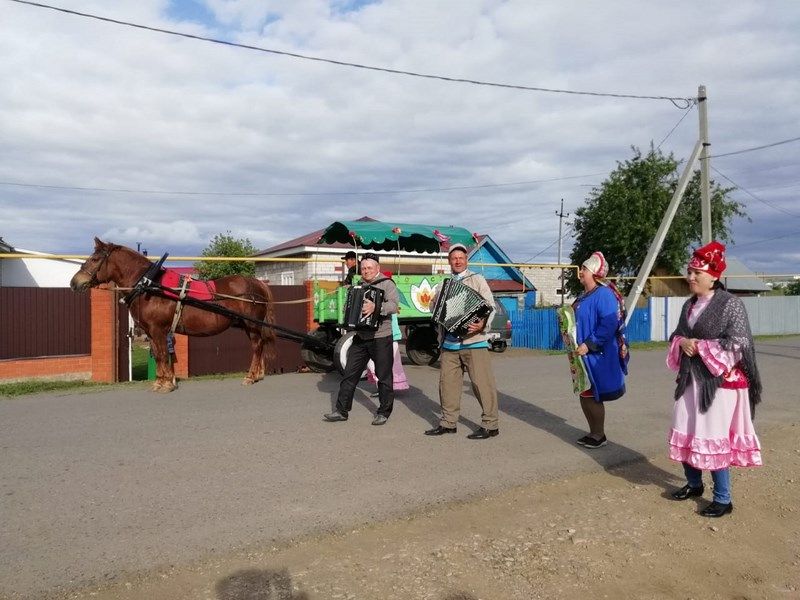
[683,462,731,504]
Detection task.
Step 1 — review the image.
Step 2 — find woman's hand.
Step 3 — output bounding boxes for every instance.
[576,343,589,356]
[680,337,698,357]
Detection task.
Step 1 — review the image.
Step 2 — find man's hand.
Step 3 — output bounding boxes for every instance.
[576,343,589,356]
[466,318,485,334]
[361,299,375,317]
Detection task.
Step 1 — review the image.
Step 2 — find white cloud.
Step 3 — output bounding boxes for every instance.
[1,0,799,271]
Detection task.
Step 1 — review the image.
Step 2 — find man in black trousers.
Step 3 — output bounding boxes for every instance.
[324,253,399,426]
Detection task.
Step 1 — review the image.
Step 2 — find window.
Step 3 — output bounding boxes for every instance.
[280,271,294,285]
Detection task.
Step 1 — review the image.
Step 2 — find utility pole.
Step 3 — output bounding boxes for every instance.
[556,198,570,306]
[698,85,712,243]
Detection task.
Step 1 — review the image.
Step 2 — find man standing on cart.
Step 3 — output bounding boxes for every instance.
[324,253,399,426]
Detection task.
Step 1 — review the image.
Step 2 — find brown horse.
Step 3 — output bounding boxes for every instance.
[70,238,276,392]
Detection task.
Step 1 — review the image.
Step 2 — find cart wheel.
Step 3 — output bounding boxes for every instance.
[301,329,338,373]
[333,331,358,375]
[406,326,440,366]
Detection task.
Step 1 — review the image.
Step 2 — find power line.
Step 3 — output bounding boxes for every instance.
[730,228,800,249]
[712,166,800,219]
[7,0,694,105]
[706,135,800,160]
[0,172,606,197]
[656,102,696,150]
[522,225,574,263]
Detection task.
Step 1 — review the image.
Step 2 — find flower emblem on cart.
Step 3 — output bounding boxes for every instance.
[410,278,435,313]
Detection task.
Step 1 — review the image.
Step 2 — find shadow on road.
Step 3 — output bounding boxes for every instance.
[316,372,480,430]
[216,568,308,599]
[498,391,682,494]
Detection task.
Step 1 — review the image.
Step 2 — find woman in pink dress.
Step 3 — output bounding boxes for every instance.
[667,241,762,517]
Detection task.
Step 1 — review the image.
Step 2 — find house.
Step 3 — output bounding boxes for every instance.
[253,220,535,312]
[648,256,769,297]
[467,235,536,313]
[252,217,452,285]
[0,237,82,287]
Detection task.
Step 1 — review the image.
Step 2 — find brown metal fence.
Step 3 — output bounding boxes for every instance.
[0,287,90,360]
[187,284,309,377]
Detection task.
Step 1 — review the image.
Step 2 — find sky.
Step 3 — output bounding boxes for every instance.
[1,0,799,274]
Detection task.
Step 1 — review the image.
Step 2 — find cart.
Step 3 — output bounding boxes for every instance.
[300,220,477,372]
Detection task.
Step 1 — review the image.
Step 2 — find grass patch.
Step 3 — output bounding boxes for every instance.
[0,379,105,398]
[132,344,149,381]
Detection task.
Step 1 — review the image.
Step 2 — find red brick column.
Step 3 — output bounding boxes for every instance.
[90,287,116,382]
[173,334,189,379]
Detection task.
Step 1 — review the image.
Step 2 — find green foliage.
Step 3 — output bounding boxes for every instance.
[784,281,800,296]
[194,232,257,279]
[567,146,745,294]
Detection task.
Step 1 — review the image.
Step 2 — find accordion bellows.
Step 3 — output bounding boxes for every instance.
[431,278,492,337]
[344,284,385,330]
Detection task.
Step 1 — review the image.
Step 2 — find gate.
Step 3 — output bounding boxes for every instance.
[187,284,308,377]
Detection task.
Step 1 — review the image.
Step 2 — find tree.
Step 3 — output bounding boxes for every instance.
[194,232,257,279]
[567,146,745,294]
[785,281,800,296]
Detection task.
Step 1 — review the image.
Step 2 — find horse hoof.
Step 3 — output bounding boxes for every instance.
[157,383,177,393]
[242,378,256,386]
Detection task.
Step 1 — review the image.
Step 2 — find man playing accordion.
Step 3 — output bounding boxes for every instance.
[324,253,399,426]
[425,244,500,439]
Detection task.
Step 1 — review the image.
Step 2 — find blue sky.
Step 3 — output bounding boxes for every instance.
[1,0,798,275]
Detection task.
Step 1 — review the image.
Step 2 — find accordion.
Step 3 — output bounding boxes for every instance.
[344,284,385,330]
[431,277,493,337]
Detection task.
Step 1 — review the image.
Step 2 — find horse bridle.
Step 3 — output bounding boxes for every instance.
[77,246,115,285]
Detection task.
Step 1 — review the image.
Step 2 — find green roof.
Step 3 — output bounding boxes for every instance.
[318,220,476,254]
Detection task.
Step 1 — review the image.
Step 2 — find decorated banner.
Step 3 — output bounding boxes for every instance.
[556,305,591,395]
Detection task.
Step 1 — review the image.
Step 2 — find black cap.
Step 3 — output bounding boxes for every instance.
[361,252,380,263]
[341,250,357,260]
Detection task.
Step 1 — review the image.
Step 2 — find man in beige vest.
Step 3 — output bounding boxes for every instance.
[425,244,499,439]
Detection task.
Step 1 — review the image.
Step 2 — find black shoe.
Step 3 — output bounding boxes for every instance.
[576,435,593,446]
[371,414,388,426]
[581,435,607,449]
[424,425,457,436]
[670,484,705,501]
[323,411,348,422]
[467,427,499,440]
[700,501,733,517]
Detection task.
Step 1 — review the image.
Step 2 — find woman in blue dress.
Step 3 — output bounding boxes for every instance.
[573,251,629,448]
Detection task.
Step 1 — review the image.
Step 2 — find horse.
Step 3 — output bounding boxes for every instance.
[70,238,276,392]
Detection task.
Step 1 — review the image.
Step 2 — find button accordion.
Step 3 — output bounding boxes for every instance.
[431,277,493,337]
[343,284,385,330]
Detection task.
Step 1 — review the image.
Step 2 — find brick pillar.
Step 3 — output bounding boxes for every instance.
[306,280,319,332]
[90,287,116,382]
[173,334,189,379]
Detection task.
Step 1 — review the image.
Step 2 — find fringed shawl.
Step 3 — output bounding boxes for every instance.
[670,289,762,415]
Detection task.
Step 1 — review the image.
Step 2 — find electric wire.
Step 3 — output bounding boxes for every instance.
[522,225,574,263]
[0,172,606,197]
[7,0,693,105]
[711,166,800,219]
[656,102,696,150]
[706,136,800,160]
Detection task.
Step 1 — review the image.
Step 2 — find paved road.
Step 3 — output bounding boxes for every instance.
[1,338,798,598]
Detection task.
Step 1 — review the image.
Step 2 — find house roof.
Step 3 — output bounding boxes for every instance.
[0,237,13,253]
[468,235,536,290]
[721,257,770,292]
[487,280,533,293]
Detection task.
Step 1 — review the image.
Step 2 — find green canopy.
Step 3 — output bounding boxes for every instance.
[318,221,476,254]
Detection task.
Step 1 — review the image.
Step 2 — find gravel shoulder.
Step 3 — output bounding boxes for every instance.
[1,339,798,600]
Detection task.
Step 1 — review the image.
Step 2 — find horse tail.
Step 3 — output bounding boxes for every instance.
[257,279,277,368]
